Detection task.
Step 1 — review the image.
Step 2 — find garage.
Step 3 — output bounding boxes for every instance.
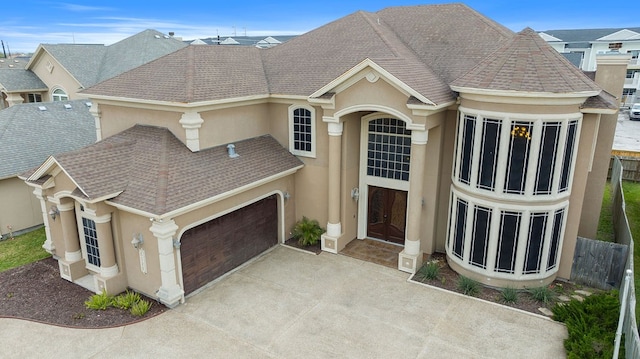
[180,195,278,295]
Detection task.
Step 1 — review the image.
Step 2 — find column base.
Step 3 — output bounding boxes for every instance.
[157,284,184,308]
[321,233,338,254]
[398,249,423,274]
[59,259,88,282]
[42,240,55,255]
[94,272,127,295]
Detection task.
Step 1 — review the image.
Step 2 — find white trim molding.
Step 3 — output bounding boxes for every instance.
[288,104,317,158]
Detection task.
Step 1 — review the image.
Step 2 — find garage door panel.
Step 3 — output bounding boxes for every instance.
[181,195,278,295]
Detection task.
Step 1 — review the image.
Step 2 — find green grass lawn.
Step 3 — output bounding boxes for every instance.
[0,226,50,273]
[598,180,640,322]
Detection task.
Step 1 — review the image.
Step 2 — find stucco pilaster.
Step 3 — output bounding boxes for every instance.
[151,219,183,307]
[399,129,428,273]
[32,188,55,254]
[89,102,102,141]
[5,93,24,107]
[179,111,204,152]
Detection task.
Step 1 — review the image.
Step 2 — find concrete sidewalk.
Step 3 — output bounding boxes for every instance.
[0,246,567,358]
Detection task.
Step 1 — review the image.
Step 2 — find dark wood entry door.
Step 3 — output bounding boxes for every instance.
[367,186,407,244]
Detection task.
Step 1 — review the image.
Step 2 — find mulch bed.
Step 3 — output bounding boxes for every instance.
[283,237,322,254]
[412,253,588,316]
[0,257,166,328]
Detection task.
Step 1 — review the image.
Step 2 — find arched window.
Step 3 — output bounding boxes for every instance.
[288,105,315,157]
[52,88,68,101]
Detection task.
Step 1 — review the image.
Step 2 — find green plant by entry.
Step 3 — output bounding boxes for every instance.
[291,216,324,246]
[457,276,480,296]
[500,287,519,304]
[85,290,152,317]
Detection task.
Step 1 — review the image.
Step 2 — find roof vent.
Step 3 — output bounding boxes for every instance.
[154,35,161,39]
[64,104,72,109]
[85,102,92,107]
[38,106,47,111]
[227,144,239,158]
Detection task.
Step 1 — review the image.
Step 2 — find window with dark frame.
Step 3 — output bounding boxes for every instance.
[366,118,411,181]
[292,108,312,153]
[82,217,101,267]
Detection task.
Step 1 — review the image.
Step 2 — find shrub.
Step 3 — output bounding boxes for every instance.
[552,291,621,358]
[415,261,440,281]
[84,292,113,310]
[528,286,556,305]
[500,287,519,304]
[291,217,324,246]
[131,299,152,317]
[457,276,480,296]
[113,290,142,310]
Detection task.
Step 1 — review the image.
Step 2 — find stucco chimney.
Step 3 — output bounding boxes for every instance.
[594,52,631,106]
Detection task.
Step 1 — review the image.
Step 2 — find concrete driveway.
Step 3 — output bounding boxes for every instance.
[0,245,567,358]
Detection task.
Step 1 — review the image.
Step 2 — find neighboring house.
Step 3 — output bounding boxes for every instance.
[0,100,95,239]
[188,35,297,48]
[23,3,627,308]
[540,27,640,106]
[0,29,187,109]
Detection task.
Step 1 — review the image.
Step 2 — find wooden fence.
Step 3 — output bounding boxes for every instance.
[570,237,628,290]
[609,151,640,182]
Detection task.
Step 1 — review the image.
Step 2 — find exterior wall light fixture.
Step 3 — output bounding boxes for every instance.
[131,233,144,249]
[351,187,360,201]
[48,205,60,221]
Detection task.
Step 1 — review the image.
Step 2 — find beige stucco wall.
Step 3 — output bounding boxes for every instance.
[198,103,271,150]
[0,176,43,236]
[29,50,81,101]
[98,104,184,140]
[435,110,458,253]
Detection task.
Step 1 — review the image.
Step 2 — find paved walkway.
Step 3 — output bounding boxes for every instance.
[0,246,567,358]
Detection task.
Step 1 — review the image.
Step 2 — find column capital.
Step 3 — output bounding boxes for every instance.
[411,129,428,145]
[150,219,179,240]
[328,122,344,136]
[179,111,204,128]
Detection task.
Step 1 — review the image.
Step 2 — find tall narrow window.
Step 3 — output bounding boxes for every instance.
[495,211,521,273]
[458,115,476,185]
[524,212,548,274]
[470,205,491,269]
[288,106,315,157]
[477,118,501,190]
[82,217,101,267]
[535,122,561,195]
[547,209,565,270]
[366,118,411,181]
[559,120,578,192]
[504,121,533,194]
[452,198,468,260]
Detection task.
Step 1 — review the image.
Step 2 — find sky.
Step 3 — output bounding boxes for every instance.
[1,1,638,54]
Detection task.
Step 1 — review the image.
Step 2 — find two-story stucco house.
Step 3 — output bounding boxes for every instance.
[23,3,627,308]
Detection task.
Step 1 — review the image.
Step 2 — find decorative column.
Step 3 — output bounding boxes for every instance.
[58,201,88,281]
[5,93,24,107]
[32,188,55,254]
[94,214,118,278]
[321,121,343,253]
[89,102,102,141]
[151,219,183,307]
[398,129,428,273]
[179,111,204,152]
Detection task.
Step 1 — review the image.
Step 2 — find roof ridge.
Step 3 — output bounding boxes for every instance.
[154,129,170,213]
[185,46,195,102]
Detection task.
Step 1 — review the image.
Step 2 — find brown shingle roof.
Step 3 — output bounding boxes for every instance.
[451,28,601,93]
[83,4,515,106]
[48,125,302,215]
[582,90,618,111]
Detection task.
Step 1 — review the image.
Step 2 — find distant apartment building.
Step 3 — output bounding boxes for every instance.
[540,28,640,106]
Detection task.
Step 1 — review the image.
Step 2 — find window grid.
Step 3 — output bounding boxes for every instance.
[534,122,561,195]
[82,217,100,267]
[547,209,565,270]
[470,205,491,269]
[52,88,68,102]
[366,118,411,181]
[477,118,501,190]
[559,120,578,192]
[452,198,468,260]
[504,121,533,195]
[523,212,548,274]
[292,108,312,153]
[458,115,476,185]
[495,211,521,274]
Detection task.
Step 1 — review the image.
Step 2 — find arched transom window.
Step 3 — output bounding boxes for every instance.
[52,88,69,102]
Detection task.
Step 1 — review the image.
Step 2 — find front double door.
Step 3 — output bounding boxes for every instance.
[367,186,407,244]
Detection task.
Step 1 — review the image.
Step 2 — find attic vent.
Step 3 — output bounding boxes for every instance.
[38,106,47,111]
[64,104,72,109]
[227,144,239,158]
[85,102,92,107]
[163,35,170,39]
[154,35,161,39]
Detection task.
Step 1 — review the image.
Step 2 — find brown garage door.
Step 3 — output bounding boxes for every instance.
[180,195,278,295]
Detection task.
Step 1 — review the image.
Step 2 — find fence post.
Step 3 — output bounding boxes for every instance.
[614,269,632,359]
